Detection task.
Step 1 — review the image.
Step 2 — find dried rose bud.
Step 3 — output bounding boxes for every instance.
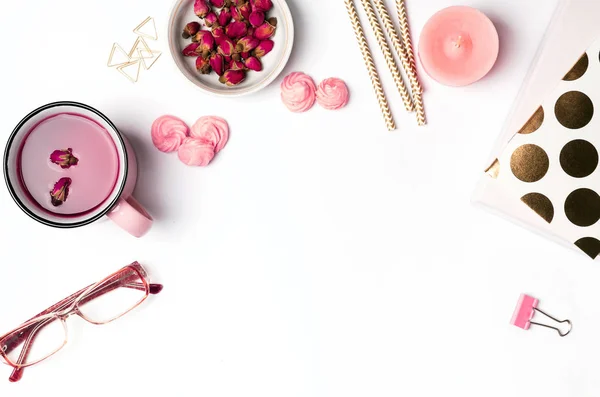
[196,56,211,74]
[231,5,243,21]
[182,21,201,39]
[244,56,262,71]
[50,148,79,169]
[249,11,265,27]
[209,52,225,76]
[229,59,246,70]
[209,0,226,7]
[192,30,213,44]
[247,26,255,37]
[252,0,273,11]
[50,177,72,207]
[212,26,226,44]
[218,8,231,26]
[235,35,259,53]
[226,20,247,39]
[217,37,235,57]
[252,39,274,58]
[238,2,251,19]
[219,69,246,86]
[205,12,219,28]
[254,18,277,40]
[194,0,211,18]
[182,42,202,56]
[193,30,216,57]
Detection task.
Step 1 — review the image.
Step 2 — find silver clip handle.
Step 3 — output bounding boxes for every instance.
[530,307,572,337]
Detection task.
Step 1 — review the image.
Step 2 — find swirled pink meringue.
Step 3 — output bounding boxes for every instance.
[178,138,215,166]
[151,115,189,153]
[316,78,350,110]
[190,116,229,153]
[280,72,317,113]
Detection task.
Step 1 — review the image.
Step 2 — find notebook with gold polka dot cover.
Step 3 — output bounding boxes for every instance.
[473,0,600,259]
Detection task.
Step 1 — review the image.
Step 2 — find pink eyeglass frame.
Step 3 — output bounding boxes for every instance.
[0,262,163,382]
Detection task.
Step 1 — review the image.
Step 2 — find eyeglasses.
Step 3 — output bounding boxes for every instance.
[0,262,163,382]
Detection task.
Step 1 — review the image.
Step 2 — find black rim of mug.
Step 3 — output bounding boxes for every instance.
[2,101,129,229]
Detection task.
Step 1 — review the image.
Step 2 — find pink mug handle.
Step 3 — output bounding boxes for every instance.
[107,196,153,238]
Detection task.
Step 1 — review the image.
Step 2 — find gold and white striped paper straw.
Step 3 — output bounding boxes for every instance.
[344,0,396,131]
[396,0,426,125]
[359,0,414,113]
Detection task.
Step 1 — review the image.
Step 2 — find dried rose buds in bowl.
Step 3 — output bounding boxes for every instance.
[181,0,279,87]
[169,0,293,96]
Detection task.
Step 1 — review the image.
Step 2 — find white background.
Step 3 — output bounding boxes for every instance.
[5,0,600,396]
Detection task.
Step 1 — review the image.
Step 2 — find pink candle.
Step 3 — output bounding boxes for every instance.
[418,6,499,87]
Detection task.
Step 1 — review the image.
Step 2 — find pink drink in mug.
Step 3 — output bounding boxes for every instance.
[4,102,153,237]
[19,113,119,215]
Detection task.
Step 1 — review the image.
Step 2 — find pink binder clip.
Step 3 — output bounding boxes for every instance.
[510,294,572,337]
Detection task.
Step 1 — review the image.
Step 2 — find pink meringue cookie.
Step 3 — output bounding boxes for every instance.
[178,138,215,166]
[190,116,229,153]
[280,72,317,113]
[316,78,350,110]
[151,115,189,153]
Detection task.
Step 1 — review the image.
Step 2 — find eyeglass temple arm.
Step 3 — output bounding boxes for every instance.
[5,277,162,382]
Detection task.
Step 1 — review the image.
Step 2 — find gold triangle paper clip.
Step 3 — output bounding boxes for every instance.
[107,43,130,67]
[117,60,142,83]
[128,37,154,61]
[133,17,158,41]
[139,49,162,70]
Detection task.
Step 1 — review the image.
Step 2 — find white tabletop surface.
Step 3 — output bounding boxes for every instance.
[5,0,600,396]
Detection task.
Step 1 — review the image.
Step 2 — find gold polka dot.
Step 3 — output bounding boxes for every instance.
[575,237,600,259]
[510,144,549,182]
[565,188,600,227]
[521,193,554,223]
[555,91,594,129]
[563,53,589,81]
[560,139,598,178]
[518,106,544,134]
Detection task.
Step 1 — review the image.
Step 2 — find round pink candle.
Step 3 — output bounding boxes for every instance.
[418,6,499,87]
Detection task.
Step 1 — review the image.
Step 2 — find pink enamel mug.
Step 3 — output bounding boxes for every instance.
[3,101,153,237]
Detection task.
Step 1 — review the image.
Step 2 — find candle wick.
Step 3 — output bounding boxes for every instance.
[454,35,463,49]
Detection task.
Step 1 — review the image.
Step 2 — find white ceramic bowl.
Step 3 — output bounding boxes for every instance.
[168,0,294,97]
